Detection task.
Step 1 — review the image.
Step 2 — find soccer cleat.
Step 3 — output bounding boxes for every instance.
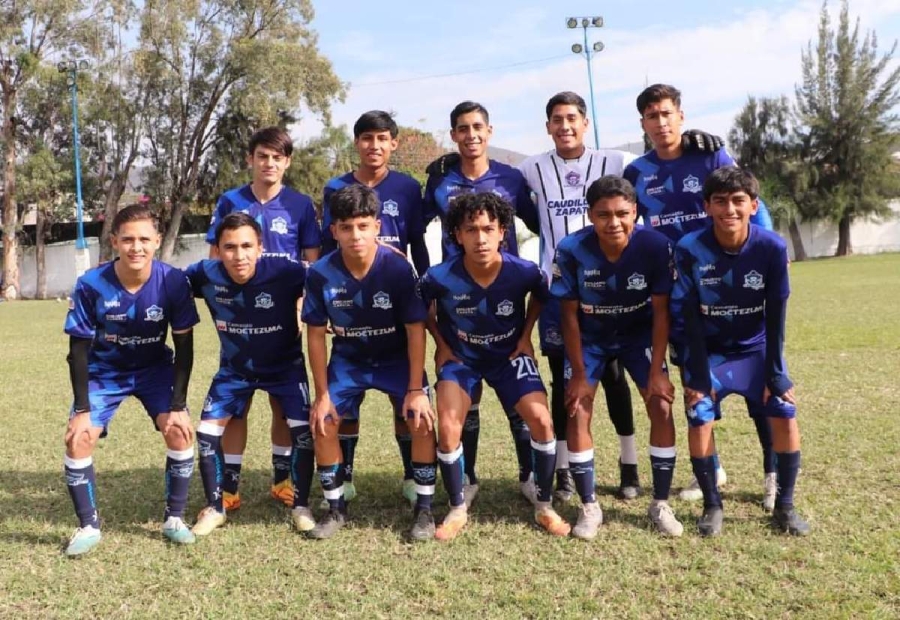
[270,479,294,507]
[409,508,436,542]
[520,475,538,507]
[617,461,642,500]
[534,502,571,537]
[679,467,728,501]
[462,475,479,509]
[434,506,468,541]
[697,506,724,537]
[290,506,316,532]
[763,473,778,512]
[402,479,417,507]
[554,468,575,503]
[571,501,603,540]
[319,481,358,510]
[223,492,241,512]
[162,516,196,545]
[192,506,226,536]
[772,507,811,536]
[308,509,346,540]
[648,499,684,537]
[65,525,102,557]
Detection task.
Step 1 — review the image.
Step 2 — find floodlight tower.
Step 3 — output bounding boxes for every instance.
[566,16,605,149]
[58,58,91,276]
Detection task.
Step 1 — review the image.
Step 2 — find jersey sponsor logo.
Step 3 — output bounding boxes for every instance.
[332,299,354,309]
[700,303,765,317]
[145,305,164,322]
[743,270,764,290]
[381,199,399,217]
[104,299,120,309]
[580,299,649,315]
[643,174,658,182]
[699,277,721,286]
[453,294,471,301]
[565,170,581,187]
[215,320,227,331]
[544,326,563,347]
[106,313,128,322]
[329,287,347,295]
[214,296,233,306]
[647,185,667,197]
[270,217,289,235]
[650,215,661,226]
[584,280,606,290]
[214,321,285,335]
[333,325,397,338]
[682,175,702,194]
[699,263,716,273]
[215,285,229,293]
[255,292,274,309]
[547,198,588,217]
[456,326,516,345]
[377,235,401,244]
[117,334,164,346]
[650,211,706,227]
[373,291,392,310]
[627,273,647,291]
[455,306,478,316]
[496,300,514,317]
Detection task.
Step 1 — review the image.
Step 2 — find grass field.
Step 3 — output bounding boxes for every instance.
[1,253,899,619]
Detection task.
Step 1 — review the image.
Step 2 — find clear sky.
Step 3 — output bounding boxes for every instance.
[297,0,900,155]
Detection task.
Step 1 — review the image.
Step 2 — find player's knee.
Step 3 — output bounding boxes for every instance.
[646,397,673,423]
[163,425,193,451]
[65,432,97,458]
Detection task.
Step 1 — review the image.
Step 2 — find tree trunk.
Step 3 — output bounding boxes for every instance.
[835,214,853,256]
[159,198,186,262]
[788,219,807,261]
[99,173,128,262]
[1,87,19,300]
[35,206,47,300]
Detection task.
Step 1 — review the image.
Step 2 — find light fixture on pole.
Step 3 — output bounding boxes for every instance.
[566,16,605,149]
[58,58,91,275]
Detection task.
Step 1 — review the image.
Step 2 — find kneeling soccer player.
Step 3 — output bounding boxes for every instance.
[552,175,682,539]
[671,167,810,537]
[303,184,437,540]
[63,204,200,556]
[185,212,315,536]
[419,192,570,541]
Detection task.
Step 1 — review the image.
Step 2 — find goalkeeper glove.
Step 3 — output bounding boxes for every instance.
[681,129,724,154]
[425,152,461,177]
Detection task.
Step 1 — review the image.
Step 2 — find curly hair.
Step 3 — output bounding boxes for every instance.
[445,192,515,249]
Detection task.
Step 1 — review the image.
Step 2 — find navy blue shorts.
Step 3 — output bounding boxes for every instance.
[328,355,430,421]
[538,298,565,355]
[71,364,175,434]
[200,364,310,423]
[438,354,546,411]
[565,342,663,390]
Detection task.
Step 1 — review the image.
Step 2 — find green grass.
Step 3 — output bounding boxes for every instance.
[1,253,899,619]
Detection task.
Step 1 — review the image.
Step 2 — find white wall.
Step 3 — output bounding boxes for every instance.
[782,200,900,260]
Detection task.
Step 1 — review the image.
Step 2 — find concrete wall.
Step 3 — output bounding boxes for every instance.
[782,200,900,260]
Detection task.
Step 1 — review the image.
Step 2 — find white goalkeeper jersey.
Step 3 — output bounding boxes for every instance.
[518,147,636,276]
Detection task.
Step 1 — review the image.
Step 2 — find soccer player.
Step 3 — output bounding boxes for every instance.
[423,101,541,506]
[670,167,810,537]
[419,191,570,541]
[187,213,315,536]
[551,176,682,539]
[623,84,776,505]
[204,126,321,512]
[319,111,430,508]
[63,205,199,556]
[303,184,437,540]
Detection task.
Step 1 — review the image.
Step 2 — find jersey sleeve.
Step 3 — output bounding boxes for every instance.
[764,241,792,394]
[549,245,579,301]
[396,260,428,324]
[422,174,442,226]
[513,173,540,235]
[166,267,201,331]
[670,244,711,392]
[649,236,675,296]
[713,147,736,168]
[206,195,231,245]
[300,268,328,326]
[321,184,337,254]
[182,261,207,297]
[527,263,550,303]
[406,182,426,240]
[64,278,97,339]
[752,198,774,230]
[417,269,440,306]
[297,195,322,250]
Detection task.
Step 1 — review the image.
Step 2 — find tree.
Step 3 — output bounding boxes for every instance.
[283,124,354,213]
[392,126,446,185]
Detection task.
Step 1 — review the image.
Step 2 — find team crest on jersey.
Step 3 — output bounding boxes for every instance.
[565,170,581,187]
[627,273,647,291]
[743,270,764,290]
[373,291,392,310]
[496,300,514,316]
[144,305,164,322]
[381,200,399,217]
[270,217,289,235]
[682,175,702,194]
[545,327,563,347]
[255,292,274,309]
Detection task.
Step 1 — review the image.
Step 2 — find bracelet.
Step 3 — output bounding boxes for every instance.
[407,388,425,393]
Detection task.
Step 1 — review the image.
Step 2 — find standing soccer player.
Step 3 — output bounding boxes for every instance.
[204,126,321,512]
[670,168,810,537]
[320,111,430,508]
[187,213,315,536]
[303,184,438,540]
[63,205,199,556]
[419,192,570,541]
[623,84,776,506]
[552,176,682,539]
[423,101,541,505]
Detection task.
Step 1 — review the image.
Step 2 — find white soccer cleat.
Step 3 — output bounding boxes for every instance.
[291,506,316,532]
[191,506,226,536]
[462,475,479,509]
[648,499,684,537]
[520,474,539,507]
[679,467,727,501]
[571,501,603,540]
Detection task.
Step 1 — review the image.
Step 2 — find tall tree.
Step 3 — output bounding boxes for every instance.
[392,126,445,185]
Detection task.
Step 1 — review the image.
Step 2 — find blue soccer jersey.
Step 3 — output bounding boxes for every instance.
[419,252,548,366]
[550,226,673,352]
[623,148,772,242]
[322,171,425,254]
[205,184,321,259]
[185,257,307,376]
[423,160,539,259]
[64,260,200,373]
[302,244,427,364]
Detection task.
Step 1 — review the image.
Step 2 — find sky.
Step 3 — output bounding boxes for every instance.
[297,0,900,155]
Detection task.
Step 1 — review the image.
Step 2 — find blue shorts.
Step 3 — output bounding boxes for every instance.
[201,364,310,423]
[438,354,546,411]
[566,343,662,390]
[328,355,430,421]
[72,364,174,431]
[686,350,796,427]
[538,298,565,355]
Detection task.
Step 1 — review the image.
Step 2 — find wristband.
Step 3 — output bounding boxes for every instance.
[407,388,425,393]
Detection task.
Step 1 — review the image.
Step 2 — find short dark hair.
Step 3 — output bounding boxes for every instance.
[353,110,398,139]
[450,101,489,129]
[215,212,262,246]
[586,176,637,208]
[636,84,682,115]
[328,184,380,222]
[248,126,293,157]
[703,167,760,201]
[445,192,514,249]
[111,204,158,235]
[546,91,587,120]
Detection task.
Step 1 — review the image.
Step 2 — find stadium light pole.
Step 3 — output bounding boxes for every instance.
[58,58,91,276]
[566,16,605,149]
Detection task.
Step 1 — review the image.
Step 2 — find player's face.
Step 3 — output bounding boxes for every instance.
[451,111,492,160]
[546,104,588,155]
[218,226,263,284]
[355,130,398,170]
[455,210,505,264]
[704,191,759,234]
[640,99,684,151]
[588,196,637,246]
[111,219,160,273]
[331,216,381,260]
[247,145,291,187]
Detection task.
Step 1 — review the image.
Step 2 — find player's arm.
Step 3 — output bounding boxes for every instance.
[425,300,458,369]
[671,249,712,403]
[510,293,542,360]
[65,336,94,446]
[648,294,675,403]
[751,198,774,231]
[559,299,591,416]
[402,321,434,432]
[162,328,195,440]
[514,178,540,235]
[306,324,335,435]
[764,248,794,403]
[409,235,430,277]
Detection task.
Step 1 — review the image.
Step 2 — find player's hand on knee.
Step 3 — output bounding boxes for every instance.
[565,375,593,417]
[163,410,194,445]
[683,387,710,408]
[434,343,461,370]
[311,395,338,437]
[64,411,93,450]
[508,337,535,361]
[647,370,675,404]
[764,386,796,406]
[404,391,435,433]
